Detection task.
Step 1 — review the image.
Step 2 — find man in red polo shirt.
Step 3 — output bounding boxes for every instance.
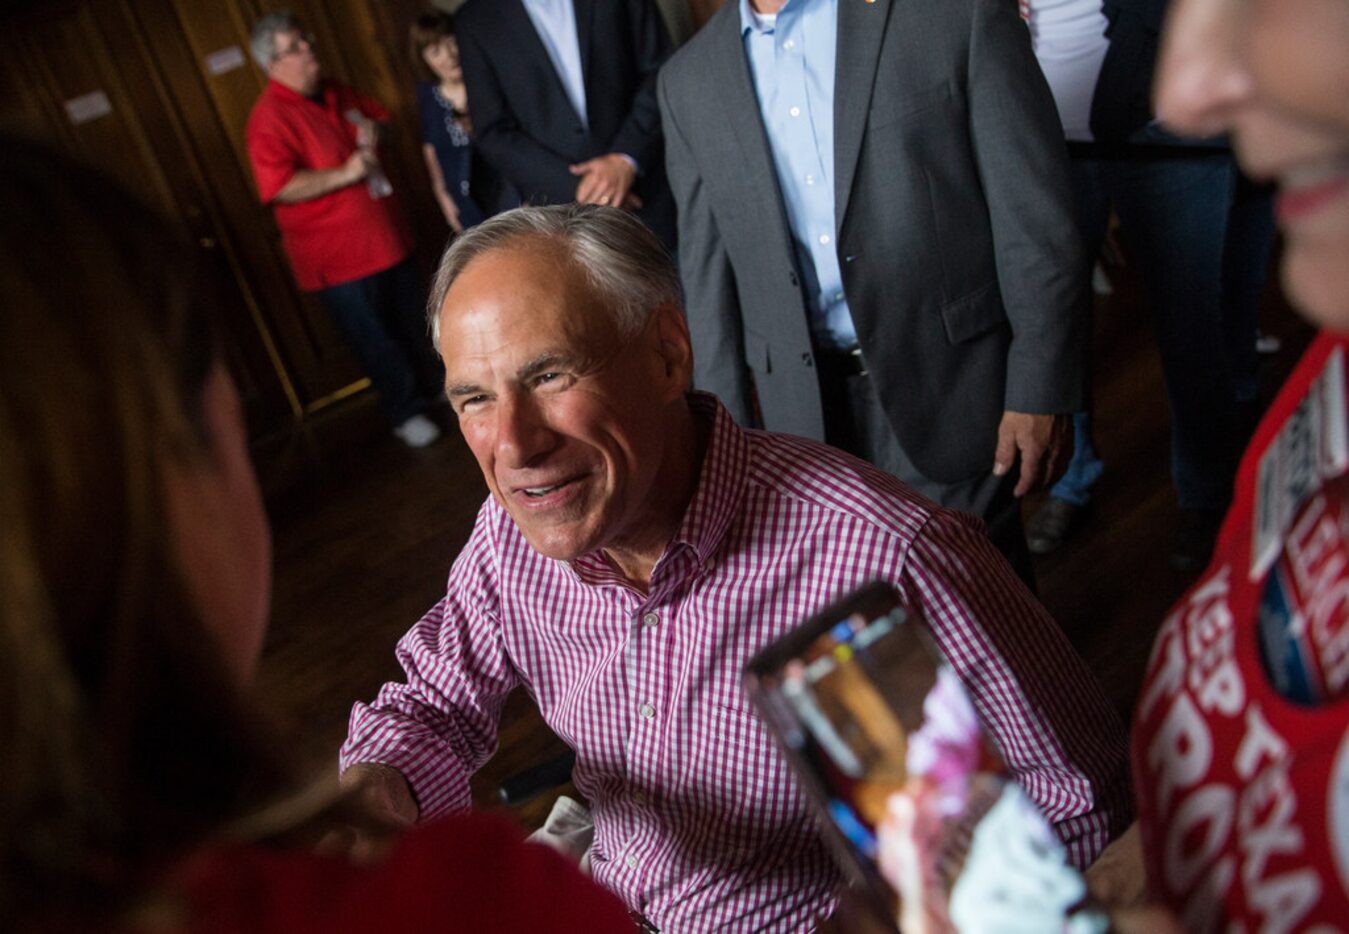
[246,10,442,447]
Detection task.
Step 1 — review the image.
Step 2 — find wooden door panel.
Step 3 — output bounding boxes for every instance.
[7,6,178,221]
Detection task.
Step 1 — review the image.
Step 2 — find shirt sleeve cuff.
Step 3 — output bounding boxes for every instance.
[339,706,474,819]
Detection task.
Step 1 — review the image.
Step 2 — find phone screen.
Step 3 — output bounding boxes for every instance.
[744,582,1101,933]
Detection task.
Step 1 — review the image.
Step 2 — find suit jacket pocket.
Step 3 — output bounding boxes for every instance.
[940,282,1005,344]
[868,80,952,130]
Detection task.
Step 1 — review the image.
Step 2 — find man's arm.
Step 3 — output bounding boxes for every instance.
[246,102,370,206]
[966,0,1089,492]
[902,507,1134,867]
[272,151,371,203]
[339,507,521,820]
[657,67,755,426]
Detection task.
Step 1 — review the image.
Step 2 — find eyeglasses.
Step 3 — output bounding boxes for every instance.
[274,32,315,61]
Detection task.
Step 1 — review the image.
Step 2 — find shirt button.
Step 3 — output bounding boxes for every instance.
[819,234,831,245]
[789,106,801,117]
[626,853,640,869]
[805,173,816,185]
[642,611,660,628]
[783,39,795,50]
[639,703,656,719]
[633,789,647,804]
[834,291,845,302]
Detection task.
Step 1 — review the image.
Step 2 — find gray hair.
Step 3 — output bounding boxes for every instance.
[250,10,301,69]
[427,203,682,347]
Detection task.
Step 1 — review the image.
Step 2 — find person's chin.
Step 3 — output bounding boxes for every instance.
[1284,243,1349,333]
[522,528,597,563]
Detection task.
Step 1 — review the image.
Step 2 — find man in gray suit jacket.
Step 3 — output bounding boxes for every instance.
[658,0,1086,576]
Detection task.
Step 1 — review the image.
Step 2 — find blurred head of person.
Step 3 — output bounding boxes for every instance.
[409,9,462,86]
[252,10,321,96]
[0,135,292,927]
[1155,0,1349,329]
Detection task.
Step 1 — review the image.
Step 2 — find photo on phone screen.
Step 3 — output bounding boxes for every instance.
[744,581,1103,933]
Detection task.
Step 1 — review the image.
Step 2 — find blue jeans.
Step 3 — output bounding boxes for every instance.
[1051,411,1102,507]
[1052,143,1246,513]
[320,259,442,426]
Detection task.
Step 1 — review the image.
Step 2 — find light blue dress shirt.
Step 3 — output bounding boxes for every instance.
[522,0,589,128]
[740,0,857,350]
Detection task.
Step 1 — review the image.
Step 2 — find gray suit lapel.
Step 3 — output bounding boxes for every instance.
[710,6,799,264]
[834,0,893,225]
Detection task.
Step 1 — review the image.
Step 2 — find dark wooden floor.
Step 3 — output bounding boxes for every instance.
[254,252,1312,831]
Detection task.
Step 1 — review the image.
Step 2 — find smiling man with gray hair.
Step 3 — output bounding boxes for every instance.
[337,203,1131,931]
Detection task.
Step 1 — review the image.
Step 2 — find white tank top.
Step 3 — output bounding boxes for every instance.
[1025,0,1111,142]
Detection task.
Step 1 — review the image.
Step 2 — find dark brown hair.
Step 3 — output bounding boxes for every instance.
[408,8,456,83]
[0,135,295,927]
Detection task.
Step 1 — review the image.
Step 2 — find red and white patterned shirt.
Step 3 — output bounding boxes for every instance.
[341,394,1132,931]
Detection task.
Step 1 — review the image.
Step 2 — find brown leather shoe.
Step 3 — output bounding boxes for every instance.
[1025,497,1084,555]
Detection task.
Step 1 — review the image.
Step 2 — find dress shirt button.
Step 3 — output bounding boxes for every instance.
[834,291,845,302]
[642,611,660,628]
[789,106,801,117]
[633,789,647,804]
[783,39,795,50]
[805,173,816,185]
[626,853,640,869]
[639,702,656,719]
[818,234,831,245]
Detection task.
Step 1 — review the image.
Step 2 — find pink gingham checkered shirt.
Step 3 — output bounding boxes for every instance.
[341,394,1131,931]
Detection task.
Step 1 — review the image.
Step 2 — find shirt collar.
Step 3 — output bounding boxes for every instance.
[671,392,750,568]
[266,77,329,105]
[739,0,779,36]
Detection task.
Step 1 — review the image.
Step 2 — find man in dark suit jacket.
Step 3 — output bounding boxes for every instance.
[658,0,1087,577]
[456,0,675,248]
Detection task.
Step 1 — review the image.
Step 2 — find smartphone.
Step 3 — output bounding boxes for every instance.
[743,581,1103,933]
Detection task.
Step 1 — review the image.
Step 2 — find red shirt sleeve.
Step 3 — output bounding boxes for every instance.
[246,106,300,205]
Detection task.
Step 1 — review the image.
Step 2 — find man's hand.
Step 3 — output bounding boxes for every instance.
[345,111,381,150]
[315,763,419,864]
[1085,822,1147,908]
[570,153,637,207]
[273,151,372,203]
[993,411,1071,497]
[342,149,374,185]
[1086,825,1185,934]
